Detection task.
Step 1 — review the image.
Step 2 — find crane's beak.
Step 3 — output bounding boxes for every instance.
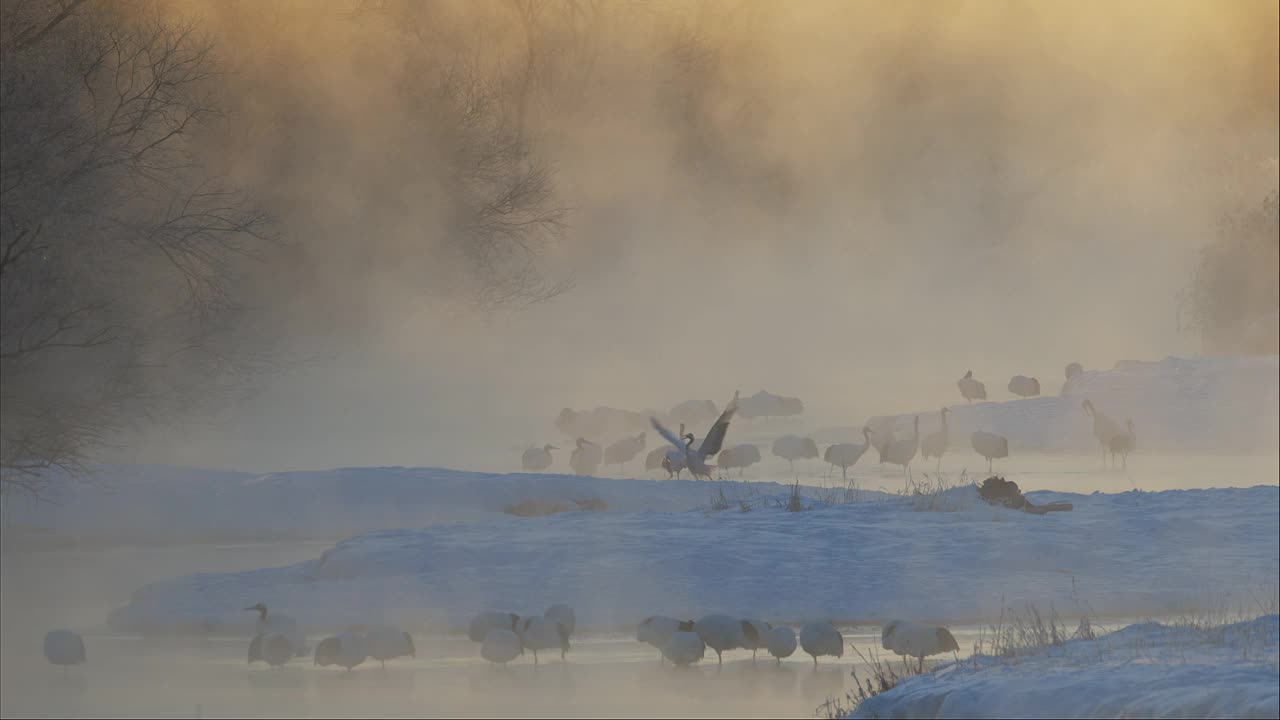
[242,606,257,612]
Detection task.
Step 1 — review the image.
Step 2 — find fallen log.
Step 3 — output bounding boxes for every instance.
[978,476,1073,514]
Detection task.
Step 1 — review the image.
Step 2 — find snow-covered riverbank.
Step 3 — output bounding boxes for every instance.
[108,484,1279,636]
[849,615,1280,719]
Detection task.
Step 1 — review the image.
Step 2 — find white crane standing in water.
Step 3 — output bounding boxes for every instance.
[958,370,987,403]
[521,444,557,472]
[44,630,85,672]
[604,432,647,473]
[881,619,961,673]
[243,602,307,656]
[920,408,950,472]
[1109,419,1136,469]
[884,416,921,483]
[1082,399,1123,466]
[651,392,738,481]
[569,438,603,476]
[823,428,871,482]
[971,430,1009,472]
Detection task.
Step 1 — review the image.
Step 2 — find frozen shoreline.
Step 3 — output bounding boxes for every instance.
[108,484,1279,636]
[849,615,1280,719]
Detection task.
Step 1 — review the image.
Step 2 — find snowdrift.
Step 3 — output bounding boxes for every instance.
[851,615,1280,719]
[868,355,1279,453]
[108,485,1279,636]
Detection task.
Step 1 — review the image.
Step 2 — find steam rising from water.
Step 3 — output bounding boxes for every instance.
[91,1,1279,472]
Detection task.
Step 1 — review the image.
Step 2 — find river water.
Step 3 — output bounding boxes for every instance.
[0,542,981,718]
[7,449,1272,717]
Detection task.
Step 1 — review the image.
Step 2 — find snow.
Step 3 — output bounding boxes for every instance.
[4,464,869,547]
[850,615,1280,719]
[107,484,1279,637]
[864,355,1279,453]
[8,355,1276,547]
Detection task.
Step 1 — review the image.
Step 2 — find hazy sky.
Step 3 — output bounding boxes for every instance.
[113,0,1279,473]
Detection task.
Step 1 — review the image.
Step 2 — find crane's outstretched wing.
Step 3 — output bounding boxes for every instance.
[696,391,739,457]
[651,417,689,457]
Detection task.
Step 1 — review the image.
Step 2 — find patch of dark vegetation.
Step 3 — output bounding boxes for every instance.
[503,497,607,517]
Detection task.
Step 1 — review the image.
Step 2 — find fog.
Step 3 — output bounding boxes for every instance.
[3,6,1278,717]
[0,537,983,718]
[65,0,1272,473]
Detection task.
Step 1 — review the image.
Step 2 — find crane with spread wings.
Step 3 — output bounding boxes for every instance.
[651,392,739,480]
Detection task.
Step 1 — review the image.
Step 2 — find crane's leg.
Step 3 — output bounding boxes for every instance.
[812,655,818,668]
[988,457,993,473]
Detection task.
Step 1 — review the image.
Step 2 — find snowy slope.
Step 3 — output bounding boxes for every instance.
[4,465,867,546]
[866,355,1279,453]
[108,485,1279,636]
[851,615,1280,719]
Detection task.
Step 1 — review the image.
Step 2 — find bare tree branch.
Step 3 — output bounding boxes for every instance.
[0,1,275,494]
[6,0,92,53]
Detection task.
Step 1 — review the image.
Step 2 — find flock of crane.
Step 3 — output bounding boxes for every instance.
[36,366,1139,683]
[523,363,1140,486]
[42,602,960,676]
[41,603,417,674]
[634,615,959,672]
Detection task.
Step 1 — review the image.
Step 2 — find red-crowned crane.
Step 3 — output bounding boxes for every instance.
[920,409,950,471]
[569,437,602,476]
[823,427,871,482]
[1082,399,1122,466]
[958,370,987,403]
[521,444,557,472]
[1109,419,1136,469]
[652,393,738,481]
[884,416,921,483]
[604,432,646,473]
[881,619,960,673]
[971,430,1008,472]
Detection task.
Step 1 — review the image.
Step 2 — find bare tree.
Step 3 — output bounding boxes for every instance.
[354,0,573,308]
[0,0,274,495]
[1185,184,1280,355]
